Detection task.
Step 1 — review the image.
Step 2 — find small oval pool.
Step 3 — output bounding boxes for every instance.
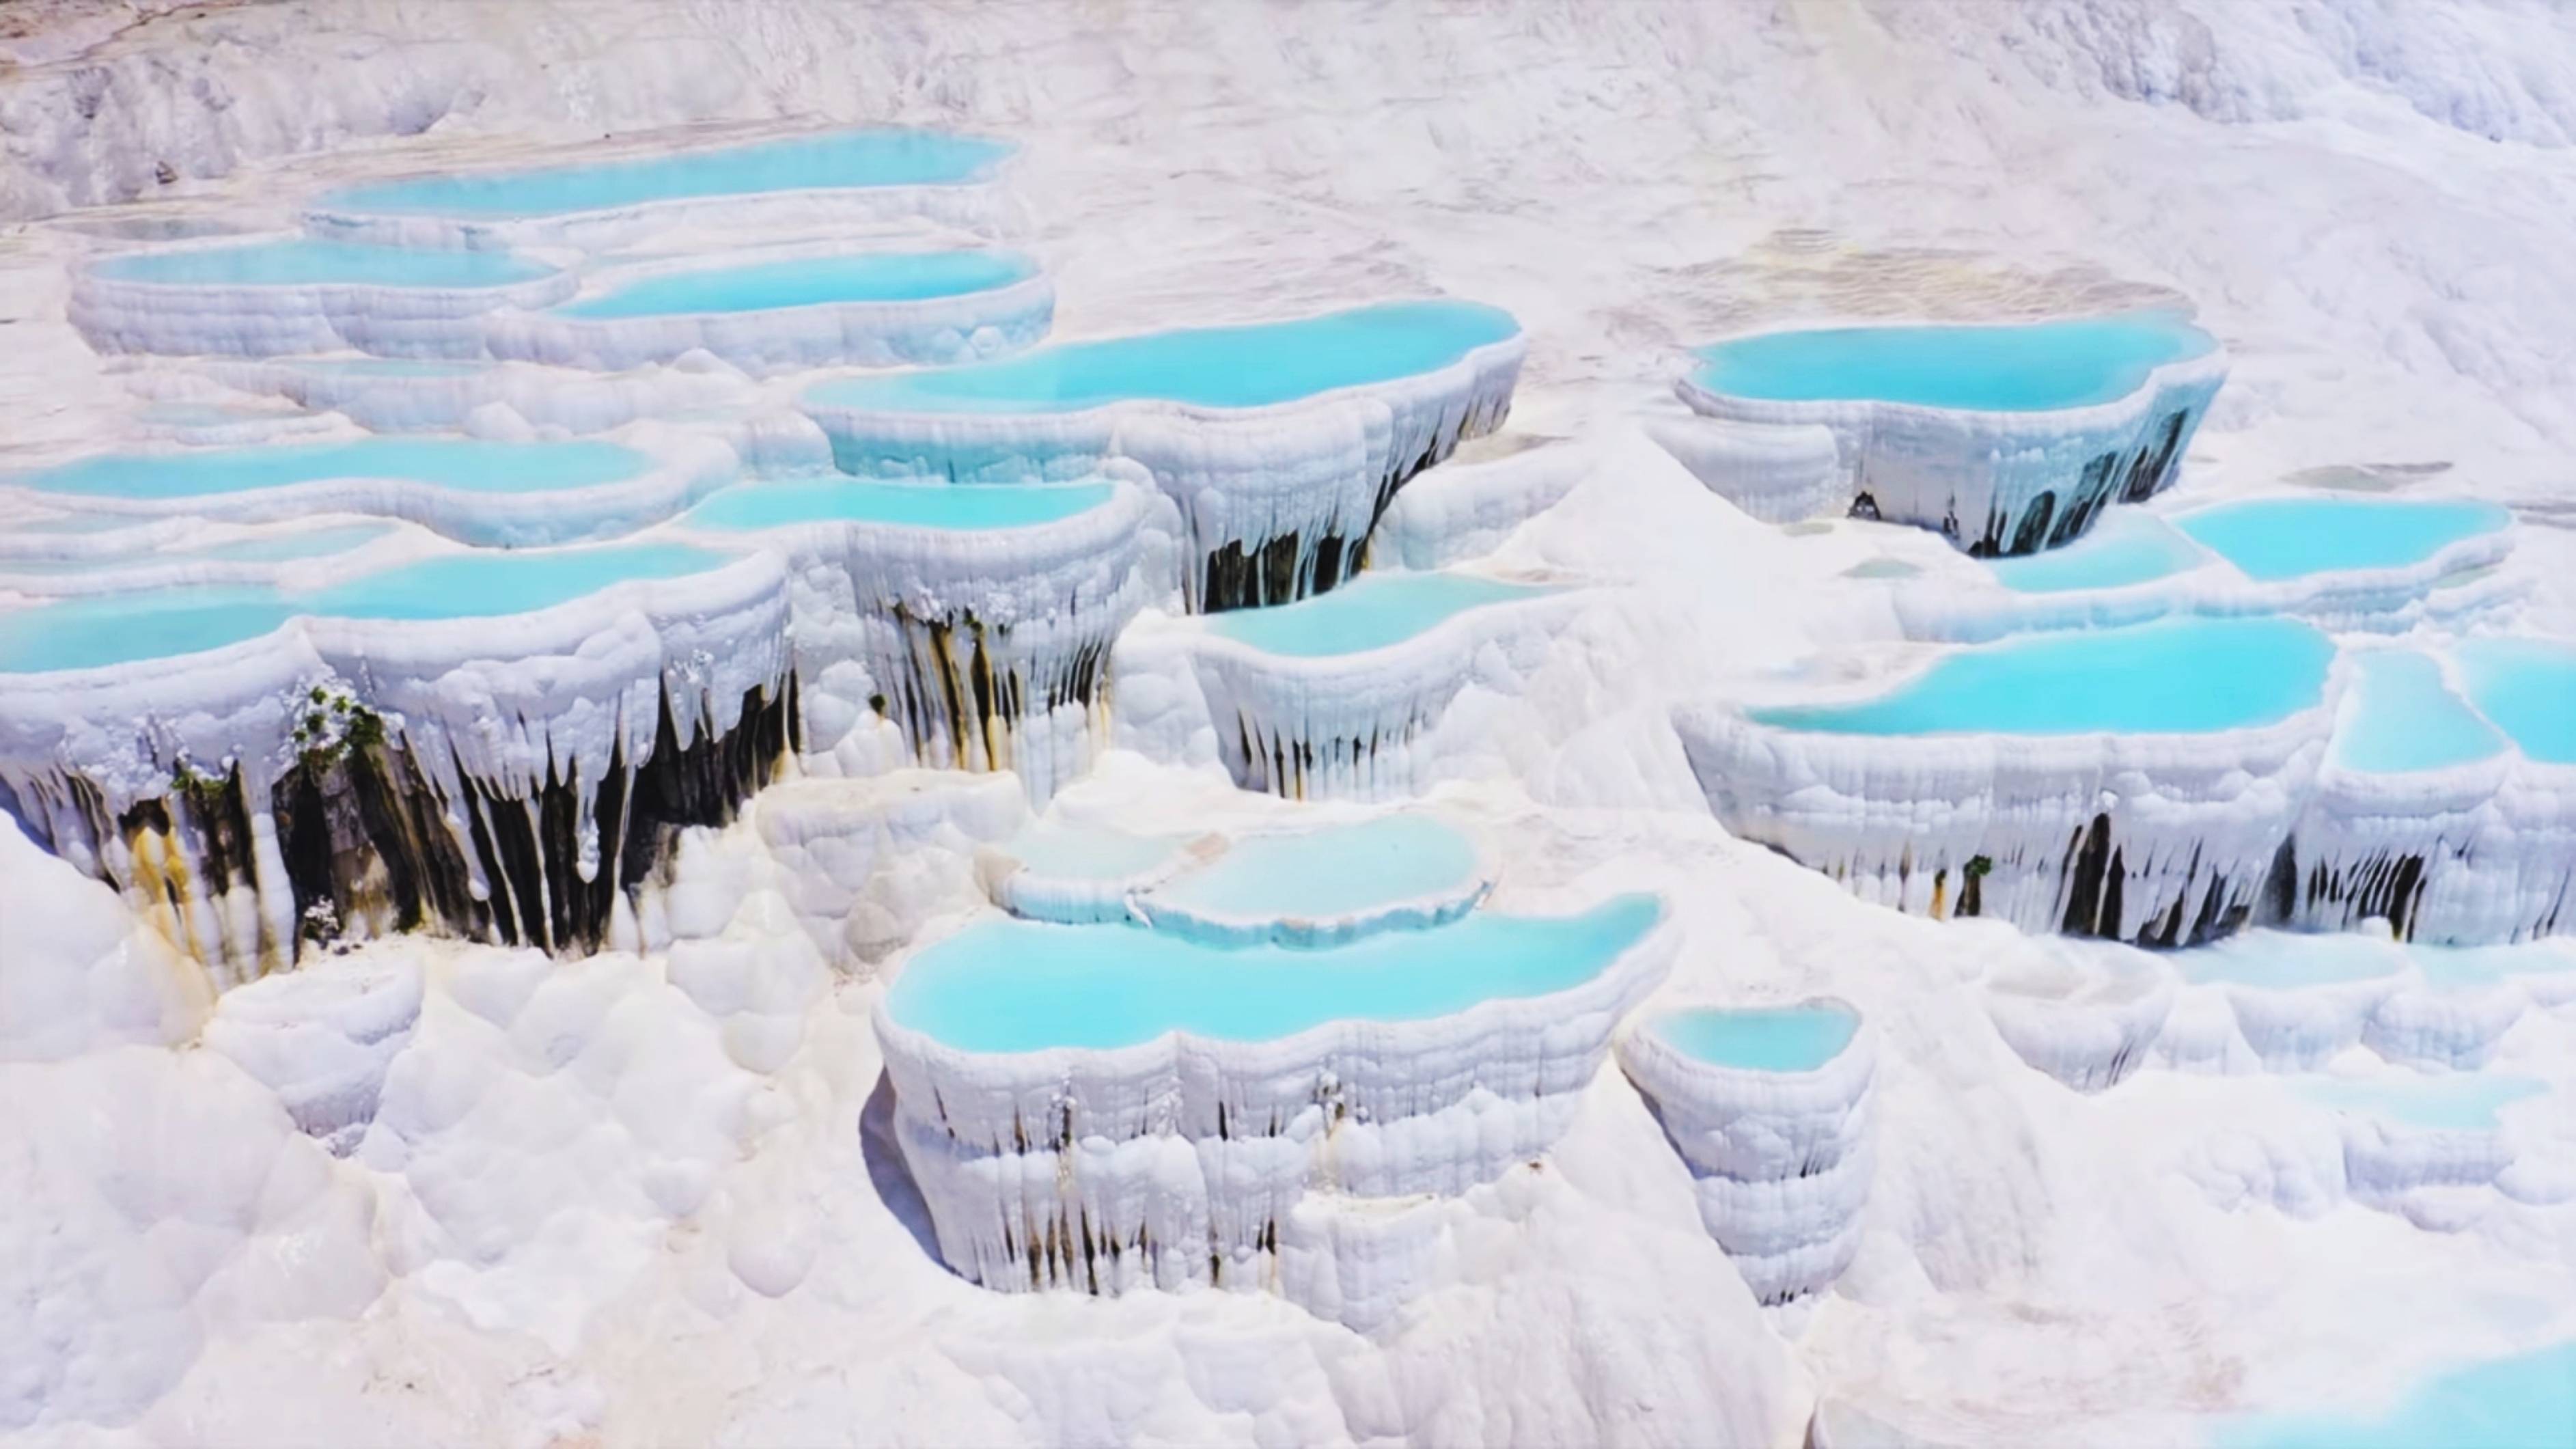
[1139,814,1482,931]
[2175,496,2511,583]
[1646,1002,1861,1073]
[1749,616,2335,737]
[1690,313,2217,413]
[2330,651,2505,774]
[1984,510,2208,594]
[1206,572,1553,659]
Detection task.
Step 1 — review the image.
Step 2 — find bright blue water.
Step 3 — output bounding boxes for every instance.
[304,542,734,620]
[0,521,396,577]
[1147,815,1480,922]
[1004,822,1195,883]
[2456,638,2576,766]
[189,523,395,564]
[0,541,736,672]
[0,586,292,673]
[1751,617,2334,736]
[320,129,1010,219]
[2332,651,2506,773]
[558,249,1034,319]
[1689,313,2216,412]
[1206,572,1553,658]
[14,438,649,501]
[93,238,554,289]
[2178,932,2405,989]
[2213,1341,2576,1449]
[2176,497,2510,583]
[687,477,1112,532]
[1986,511,2208,594]
[1650,1002,1860,1073]
[2296,1073,2547,1131]
[803,300,1519,414]
[2413,941,2576,990]
[885,894,1662,1053]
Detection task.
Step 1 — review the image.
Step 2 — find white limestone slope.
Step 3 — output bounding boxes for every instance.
[5,1,2576,1446]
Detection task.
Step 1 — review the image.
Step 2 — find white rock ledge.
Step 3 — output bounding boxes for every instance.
[1616,1001,1879,1304]
[68,236,578,360]
[484,257,1055,376]
[1675,336,2226,556]
[0,551,794,982]
[799,318,1525,613]
[1676,674,2342,948]
[1116,578,1586,801]
[873,896,1673,1320]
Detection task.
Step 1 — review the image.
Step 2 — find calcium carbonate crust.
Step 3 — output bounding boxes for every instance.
[1892,499,2521,643]
[674,470,1163,804]
[66,234,579,360]
[872,898,1674,1323]
[1675,333,2228,557]
[1366,434,1592,570]
[800,322,1525,612]
[484,254,1056,376]
[1675,660,2347,948]
[1116,579,1589,801]
[1,424,744,548]
[0,550,792,981]
[299,137,1020,253]
[1615,1004,1878,1304]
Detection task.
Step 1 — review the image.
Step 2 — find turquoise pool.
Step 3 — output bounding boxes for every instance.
[1689,313,2216,413]
[319,128,1010,219]
[1146,815,1480,925]
[93,238,555,289]
[2178,932,2404,990]
[557,249,1035,319]
[2212,1341,2576,1449]
[803,300,1519,415]
[1751,617,2334,737]
[685,477,1113,532]
[885,894,1662,1053]
[1206,572,1553,658]
[1648,1002,1860,1073]
[2296,1073,2546,1131]
[2454,637,2576,766]
[1986,510,2208,594]
[0,542,737,672]
[13,438,650,501]
[2176,497,2510,583]
[2331,651,2506,773]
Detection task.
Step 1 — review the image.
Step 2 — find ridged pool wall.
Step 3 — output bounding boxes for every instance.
[1677,314,2226,556]
[484,247,1057,376]
[3,432,743,547]
[874,894,1668,1321]
[676,473,1157,803]
[0,544,795,982]
[799,300,1525,613]
[69,236,574,360]
[1893,497,2519,644]
[1115,571,1580,801]
[1616,1000,1877,1303]
[1678,618,2344,947]
[303,127,1016,251]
